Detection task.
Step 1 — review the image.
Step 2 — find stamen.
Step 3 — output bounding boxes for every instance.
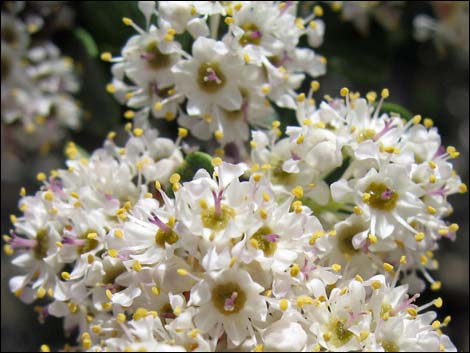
[263,233,280,243]
[224,292,238,312]
[149,213,172,233]
[62,236,86,246]
[204,67,222,84]
[9,232,37,249]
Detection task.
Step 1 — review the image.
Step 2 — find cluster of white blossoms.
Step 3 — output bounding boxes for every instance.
[1,2,82,152]
[5,87,465,352]
[104,1,326,145]
[323,1,404,35]
[414,1,469,58]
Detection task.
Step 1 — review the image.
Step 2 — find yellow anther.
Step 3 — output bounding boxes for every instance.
[427,206,437,215]
[296,295,315,308]
[262,85,271,95]
[340,87,349,97]
[4,244,14,256]
[420,255,428,265]
[254,344,264,352]
[367,234,377,245]
[291,186,304,199]
[117,313,126,323]
[434,297,443,308]
[177,268,188,276]
[415,232,425,242]
[331,264,342,272]
[279,299,289,311]
[170,173,181,184]
[188,329,200,338]
[173,305,182,316]
[122,17,133,26]
[9,214,20,226]
[124,110,135,120]
[133,128,144,137]
[366,91,377,103]
[458,183,467,193]
[438,228,449,236]
[250,238,260,249]
[355,274,364,283]
[106,83,116,93]
[381,88,389,98]
[61,272,71,281]
[40,344,51,352]
[431,281,442,291]
[443,315,451,325]
[297,93,306,102]
[154,101,163,111]
[164,111,175,121]
[229,256,237,268]
[253,174,262,182]
[108,249,118,258]
[310,80,320,92]
[144,192,153,198]
[296,134,305,144]
[428,161,437,169]
[359,331,369,342]
[371,281,382,290]
[295,18,305,29]
[211,157,223,167]
[215,148,225,156]
[85,232,97,240]
[178,128,188,138]
[67,302,78,313]
[323,332,332,341]
[259,209,268,220]
[100,52,112,62]
[224,17,234,25]
[37,287,46,299]
[353,206,363,215]
[37,172,47,182]
[383,263,394,273]
[107,131,117,140]
[449,223,459,232]
[243,53,251,64]
[271,120,281,128]
[105,289,113,301]
[407,307,417,317]
[313,5,324,16]
[133,308,148,321]
[261,192,270,202]
[423,118,434,128]
[167,28,176,36]
[19,187,27,197]
[43,191,54,202]
[214,130,224,140]
[290,264,301,277]
[309,20,318,30]
[114,229,124,238]
[432,320,441,329]
[412,115,422,124]
[428,175,436,183]
[91,325,102,334]
[199,199,208,210]
[313,343,321,352]
[400,255,407,264]
[132,260,142,272]
[362,193,371,202]
[87,254,94,264]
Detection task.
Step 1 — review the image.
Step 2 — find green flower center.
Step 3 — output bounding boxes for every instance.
[251,226,278,257]
[155,228,179,247]
[337,223,367,257]
[201,204,235,232]
[197,62,226,94]
[33,229,49,259]
[212,282,247,315]
[239,23,262,46]
[144,41,172,70]
[77,230,99,254]
[365,182,398,211]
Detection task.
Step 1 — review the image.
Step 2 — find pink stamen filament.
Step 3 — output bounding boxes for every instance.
[433,146,446,160]
[391,293,420,315]
[10,233,37,249]
[427,186,447,197]
[250,30,262,39]
[62,236,86,246]
[291,151,301,161]
[224,292,238,311]
[212,190,224,216]
[300,259,316,280]
[264,233,280,243]
[204,68,222,84]
[141,52,155,61]
[381,188,394,199]
[374,119,396,141]
[149,213,172,233]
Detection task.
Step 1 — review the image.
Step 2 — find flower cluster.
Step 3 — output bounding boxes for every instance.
[1,3,81,152]
[414,1,469,57]
[5,88,464,352]
[104,1,326,144]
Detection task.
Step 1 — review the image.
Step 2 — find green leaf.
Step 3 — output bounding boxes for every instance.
[74,28,99,57]
[378,102,414,121]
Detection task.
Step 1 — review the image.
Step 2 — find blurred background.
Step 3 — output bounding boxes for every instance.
[1,1,468,351]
